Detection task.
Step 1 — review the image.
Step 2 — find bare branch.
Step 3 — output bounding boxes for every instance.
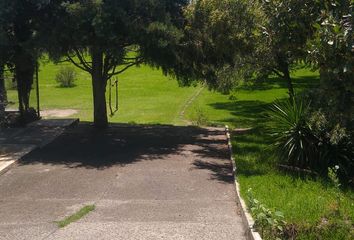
[107,59,143,79]
[74,48,92,72]
[103,54,112,76]
[272,68,285,78]
[67,55,91,73]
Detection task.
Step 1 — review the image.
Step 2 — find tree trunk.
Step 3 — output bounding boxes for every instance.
[283,66,294,100]
[277,53,294,100]
[14,49,35,123]
[91,47,108,128]
[0,65,6,122]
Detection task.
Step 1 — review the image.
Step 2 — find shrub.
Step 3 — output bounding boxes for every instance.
[247,188,287,239]
[268,98,354,184]
[267,98,320,172]
[309,111,354,185]
[55,66,77,88]
[193,106,209,126]
[4,71,16,90]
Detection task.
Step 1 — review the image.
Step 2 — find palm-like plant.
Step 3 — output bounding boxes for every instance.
[267,98,319,171]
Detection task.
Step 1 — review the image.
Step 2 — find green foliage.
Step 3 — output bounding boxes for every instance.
[267,98,320,171]
[258,0,318,65]
[236,127,354,240]
[268,98,354,184]
[328,166,343,215]
[55,66,77,88]
[307,0,354,131]
[297,215,354,240]
[247,188,287,239]
[177,0,263,91]
[0,0,53,118]
[45,0,189,127]
[4,71,16,90]
[308,111,354,185]
[178,0,319,97]
[192,106,209,126]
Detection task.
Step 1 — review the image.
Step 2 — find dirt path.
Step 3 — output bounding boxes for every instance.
[177,85,205,125]
[0,124,246,240]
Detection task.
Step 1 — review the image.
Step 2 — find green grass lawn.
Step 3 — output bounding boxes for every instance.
[5,61,353,239]
[6,60,199,125]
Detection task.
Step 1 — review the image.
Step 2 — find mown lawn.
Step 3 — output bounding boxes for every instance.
[6,60,199,125]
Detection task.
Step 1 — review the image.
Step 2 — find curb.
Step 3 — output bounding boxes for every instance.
[225,125,262,240]
[0,145,37,176]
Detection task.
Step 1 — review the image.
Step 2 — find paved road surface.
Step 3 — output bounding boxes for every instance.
[0,124,246,240]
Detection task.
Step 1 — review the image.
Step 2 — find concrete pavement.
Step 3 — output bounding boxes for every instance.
[0,123,246,240]
[0,119,79,174]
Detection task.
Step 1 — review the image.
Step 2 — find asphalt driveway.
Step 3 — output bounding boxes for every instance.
[0,123,246,240]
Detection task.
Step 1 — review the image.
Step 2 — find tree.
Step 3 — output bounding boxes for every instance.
[178,0,318,98]
[174,0,263,92]
[0,30,8,123]
[253,0,318,99]
[0,0,53,122]
[47,0,188,128]
[308,0,354,129]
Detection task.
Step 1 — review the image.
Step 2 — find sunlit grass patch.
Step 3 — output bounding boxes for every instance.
[56,205,95,228]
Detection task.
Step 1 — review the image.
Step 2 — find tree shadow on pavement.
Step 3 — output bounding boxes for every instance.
[19,122,234,184]
[193,159,234,183]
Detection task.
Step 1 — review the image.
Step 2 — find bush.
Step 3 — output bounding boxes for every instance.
[309,111,354,185]
[268,98,354,185]
[55,66,77,88]
[4,71,16,90]
[193,106,209,126]
[247,188,287,239]
[267,98,320,172]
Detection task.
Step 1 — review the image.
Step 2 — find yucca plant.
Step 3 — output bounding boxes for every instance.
[267,98,320,171]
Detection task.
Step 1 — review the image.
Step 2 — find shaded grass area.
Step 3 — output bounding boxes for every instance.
[186,68,319,128]
[56,205,95,228]
[187,69,354,239]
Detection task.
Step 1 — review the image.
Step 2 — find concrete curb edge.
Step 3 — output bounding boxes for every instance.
[0,145,38,176]
[225,125,262,240]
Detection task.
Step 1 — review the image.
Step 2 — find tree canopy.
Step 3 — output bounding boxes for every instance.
[0,0,56,121]
[45,0,188,128]
[178,0,319,97]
